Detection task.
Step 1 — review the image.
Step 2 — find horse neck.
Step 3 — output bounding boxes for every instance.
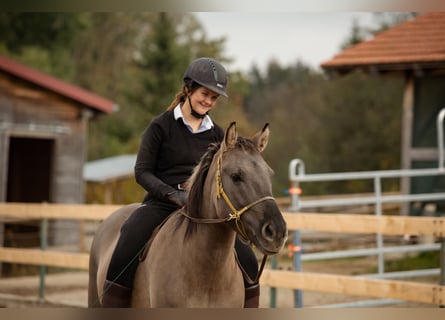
[188,152,238,264]
[196,220,237,252]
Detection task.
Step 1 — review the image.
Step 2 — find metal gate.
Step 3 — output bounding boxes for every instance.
[286,108,445,307]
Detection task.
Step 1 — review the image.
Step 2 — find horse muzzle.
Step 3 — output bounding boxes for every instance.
[256,220,288,254]
[246,204,288,255]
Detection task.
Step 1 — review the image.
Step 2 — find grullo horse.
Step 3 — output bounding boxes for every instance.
[88,122,287,307]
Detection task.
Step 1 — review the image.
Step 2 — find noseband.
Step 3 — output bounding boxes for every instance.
[215,156,275,240]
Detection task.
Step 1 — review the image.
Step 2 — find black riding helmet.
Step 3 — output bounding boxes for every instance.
[183,57,228,98]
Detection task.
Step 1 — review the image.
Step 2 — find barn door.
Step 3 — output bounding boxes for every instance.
[3,137,54,275]
[7,137,54,203]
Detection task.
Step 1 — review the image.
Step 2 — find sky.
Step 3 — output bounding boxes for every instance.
[194,12,376,73]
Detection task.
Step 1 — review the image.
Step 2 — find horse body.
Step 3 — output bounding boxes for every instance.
[88,122,287,308]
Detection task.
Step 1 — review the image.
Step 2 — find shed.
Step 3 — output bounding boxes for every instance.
[0,55,117,266]
[83,154,137,204]
[321,12,445,215]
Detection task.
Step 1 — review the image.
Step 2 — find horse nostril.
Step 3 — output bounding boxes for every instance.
[262,223,275,240]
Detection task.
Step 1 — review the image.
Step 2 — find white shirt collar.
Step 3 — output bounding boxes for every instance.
[173,104,214,133]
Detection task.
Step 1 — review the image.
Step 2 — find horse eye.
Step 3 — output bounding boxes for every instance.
[230,173,243,184]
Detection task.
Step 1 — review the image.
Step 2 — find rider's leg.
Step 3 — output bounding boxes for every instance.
[234,237,260,308]
[102,199,177,307]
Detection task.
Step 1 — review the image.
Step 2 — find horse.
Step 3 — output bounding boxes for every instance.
[88,122,288,307]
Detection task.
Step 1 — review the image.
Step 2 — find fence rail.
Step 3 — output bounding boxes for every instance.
[0,203,120,221]
[283,212,445,236]
[1,202,444,307]
[2,203,443,236]
[260,269,445,306]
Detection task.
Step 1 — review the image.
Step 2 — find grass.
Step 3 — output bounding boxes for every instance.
[382,251,440,272]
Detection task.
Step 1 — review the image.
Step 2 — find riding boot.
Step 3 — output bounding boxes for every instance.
[102,280,132,308]
[244,284,260,308]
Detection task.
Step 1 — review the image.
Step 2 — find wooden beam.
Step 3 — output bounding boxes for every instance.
[0,247,89,269]
[260,269,445,305]
[400,73,415,216]
[283,212,445,237]
[0,202,120,221]
[1,203,445,237]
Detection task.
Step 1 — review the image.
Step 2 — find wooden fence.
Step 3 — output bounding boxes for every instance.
[0,202,444,306]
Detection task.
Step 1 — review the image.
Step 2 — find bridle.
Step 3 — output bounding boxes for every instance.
[215,156,275,240]
[182,155,274,231]
[181,153,275,284]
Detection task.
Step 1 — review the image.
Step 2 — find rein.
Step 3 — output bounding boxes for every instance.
[181,153,275,284]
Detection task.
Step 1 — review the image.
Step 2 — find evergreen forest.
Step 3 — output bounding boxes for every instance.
[0,12,415,202]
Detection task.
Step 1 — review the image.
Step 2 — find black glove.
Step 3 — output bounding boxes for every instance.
[166,190,187,207]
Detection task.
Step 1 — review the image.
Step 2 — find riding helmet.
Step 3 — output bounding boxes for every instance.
[183,57,228,97]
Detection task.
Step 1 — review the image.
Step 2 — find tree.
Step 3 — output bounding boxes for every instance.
[0,13,89,80]
[0,13,84,53]
[340,18,366,49]
[73,13,158,160]
[242,54,404,196]
[341,13,418,50]
[133,13,188,120]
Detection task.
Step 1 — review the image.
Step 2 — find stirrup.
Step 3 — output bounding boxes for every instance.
[244,283,260,308]
[102,280,132,308]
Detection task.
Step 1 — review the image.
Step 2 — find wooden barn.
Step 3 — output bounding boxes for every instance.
[0,55,116,266]
[321,12,445,215]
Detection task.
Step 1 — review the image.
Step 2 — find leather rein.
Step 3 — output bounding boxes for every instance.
[181,155,275,284]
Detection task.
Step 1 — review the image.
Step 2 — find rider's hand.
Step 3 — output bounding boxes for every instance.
[166,190,187,207]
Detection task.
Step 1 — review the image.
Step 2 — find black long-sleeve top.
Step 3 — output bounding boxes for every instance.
[135,109,224,202]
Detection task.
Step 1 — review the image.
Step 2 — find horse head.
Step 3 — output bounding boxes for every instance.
[213,122,288,255]
[185,122,287,254]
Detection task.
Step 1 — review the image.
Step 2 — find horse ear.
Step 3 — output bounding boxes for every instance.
[254,123,270,153]
[222,121,238,151]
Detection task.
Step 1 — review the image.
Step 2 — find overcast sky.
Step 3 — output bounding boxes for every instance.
[194,12,376,73]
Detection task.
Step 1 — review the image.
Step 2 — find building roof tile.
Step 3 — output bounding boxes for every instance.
[321,12,445,72]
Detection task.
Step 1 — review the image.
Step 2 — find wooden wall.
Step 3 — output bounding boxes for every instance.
[0,69,93,249]
[400,69,445,215]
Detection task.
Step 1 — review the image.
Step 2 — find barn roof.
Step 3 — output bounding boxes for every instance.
[0,55,117,114]
[321,12,445,74]
[83,154,137,183]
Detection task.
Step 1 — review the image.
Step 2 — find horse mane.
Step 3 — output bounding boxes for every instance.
[175,141,220,237]
[187,141,221,216]
[176,136,259,238]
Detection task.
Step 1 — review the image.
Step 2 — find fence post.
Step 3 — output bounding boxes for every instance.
[440,237,445,308]
[39,218,48,301]
[289,159,304,308]
[437,107,445,171]
[374,176,385,274]
[269,255,277,308]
